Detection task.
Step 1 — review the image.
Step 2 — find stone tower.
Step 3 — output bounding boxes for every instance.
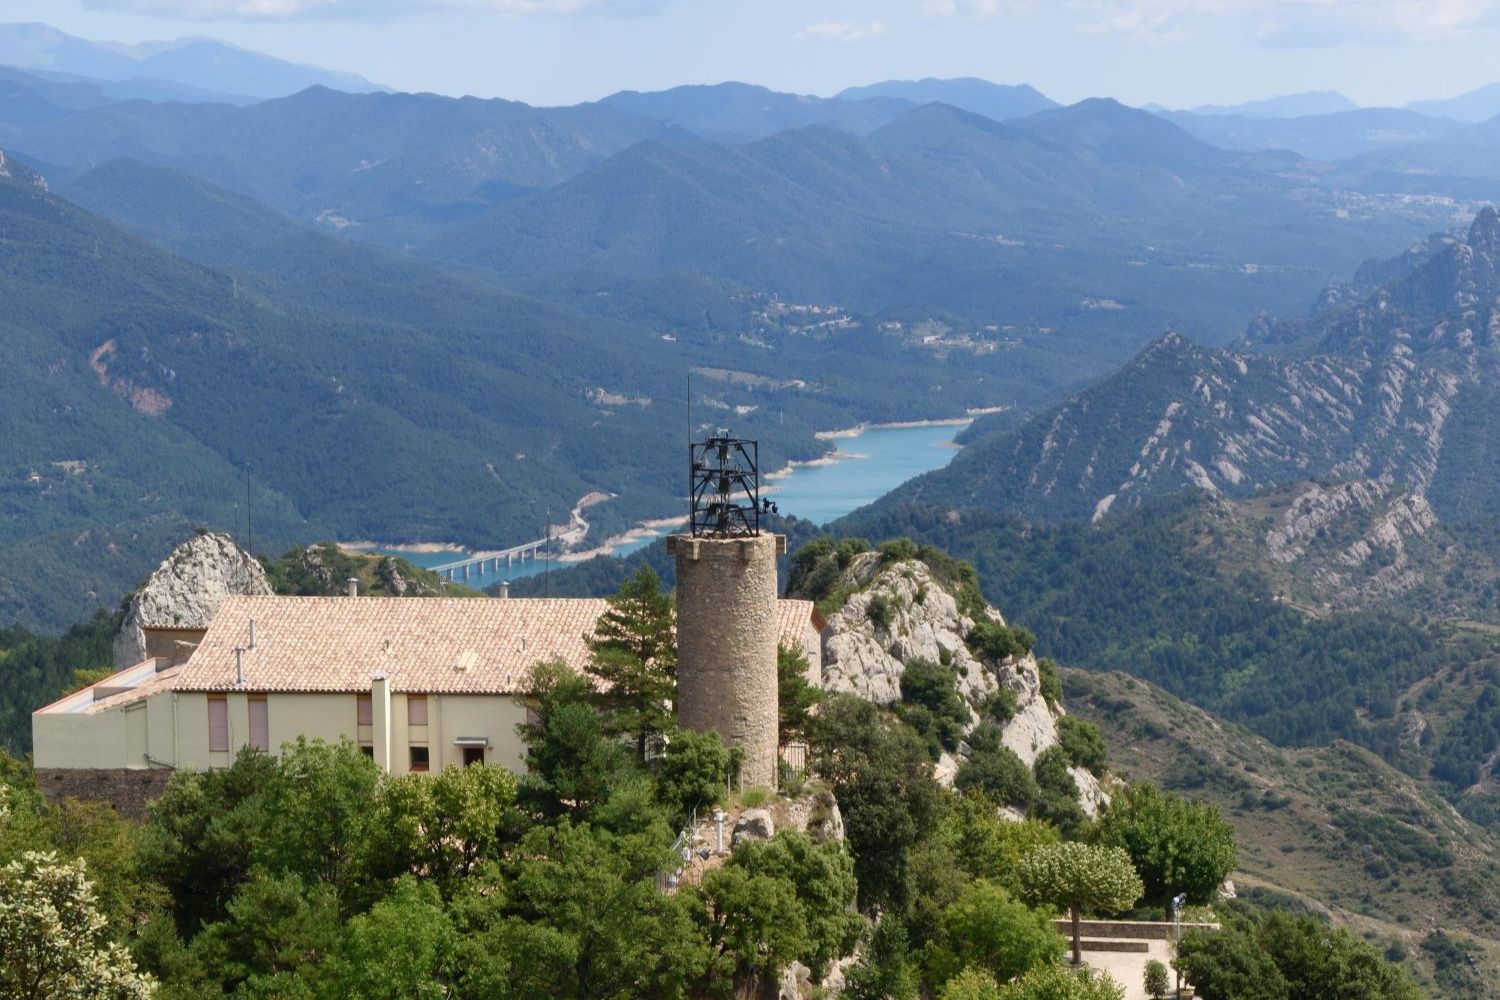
[670,532,786,789]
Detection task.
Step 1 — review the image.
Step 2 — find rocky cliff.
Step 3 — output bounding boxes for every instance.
[810,551,1108,816]
[113,532,273,668]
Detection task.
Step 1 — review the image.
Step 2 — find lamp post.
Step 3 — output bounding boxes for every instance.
[1172,892,1187,997]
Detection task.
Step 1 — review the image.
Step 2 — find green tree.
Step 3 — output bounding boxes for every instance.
[999,963,1126,1000]
[843,916,920,1000]
[897,659,971,759]
[938,793,1059,893]
[586,565,677,758]
[657,729,733,824]
[367,763,520,892]
[1032,746,1085,836]
[1091,783,1236,912]
[137,746,281,932]
[942,967,1003,1000]
[493,820,708,1000]
[927,880,1065,988]
[956,723,1038,810]
[187,872,340,993]
[1144,959,1170,1000]
[1178,911,1420,1000]
[1055,717,1107,777]
[808,695,944,910]
[0,851,155,1000]
[1175,925,1290,1000]
[329,877,458,1000]
[255,738,382,909]
[697,864,808,998]
[518,658,632,818]
[727,832,863,978]
[1018,842,1143,967]
[777,643,820,744]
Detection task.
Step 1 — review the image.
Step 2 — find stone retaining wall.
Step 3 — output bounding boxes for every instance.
[35,767,173,820]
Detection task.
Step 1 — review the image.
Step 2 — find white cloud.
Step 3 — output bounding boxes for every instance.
[80,0,669,19]
[796,19,888,42]
[922,0,1500,45]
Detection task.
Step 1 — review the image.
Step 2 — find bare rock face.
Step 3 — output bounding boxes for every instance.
[732,808,776,848]
[780,786,845,844]
[113,532,273,668]
[817,554,1108,816]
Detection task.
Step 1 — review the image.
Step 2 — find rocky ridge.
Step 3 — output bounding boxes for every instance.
[814,552,1108,815]
[884,208,1500,526]
[113,531,273,668]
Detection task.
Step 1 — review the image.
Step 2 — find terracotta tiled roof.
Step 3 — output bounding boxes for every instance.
[172,595,819,696]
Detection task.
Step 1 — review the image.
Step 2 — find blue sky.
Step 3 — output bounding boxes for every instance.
[9,0,1500,108]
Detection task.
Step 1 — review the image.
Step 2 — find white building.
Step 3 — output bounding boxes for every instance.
[33,593,822,814]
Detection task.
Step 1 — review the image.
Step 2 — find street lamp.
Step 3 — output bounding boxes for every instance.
[1172,893,1188,997]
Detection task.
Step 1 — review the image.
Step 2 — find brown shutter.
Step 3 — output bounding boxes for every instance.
[208,696,229,752]
[407,695,427,726]
[248,696,269,752]
[357,694,373,726]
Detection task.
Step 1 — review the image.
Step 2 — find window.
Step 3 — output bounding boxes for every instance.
[208,695,229,752]
[462,746,485,767]
[410,746,429,772]
[360,745,374,759]
[357,694,372,726]
[407,695,428,727]
[248,696,269,752]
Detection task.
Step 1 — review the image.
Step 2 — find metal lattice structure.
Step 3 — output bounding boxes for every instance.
[689,432,777,537]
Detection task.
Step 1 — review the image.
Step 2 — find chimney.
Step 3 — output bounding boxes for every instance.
[497,580,509,599]
[234,647,244,687]
[346,577,359,598]
[248,618,256,649]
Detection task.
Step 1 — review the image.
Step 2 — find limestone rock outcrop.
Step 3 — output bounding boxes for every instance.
[113,532,273,668]
[815,553,1108,815]
[732,808,776,847]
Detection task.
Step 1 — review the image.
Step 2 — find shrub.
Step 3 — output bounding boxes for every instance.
[1032,746,1085,835]
[898,660,970,759]
[983,687,1019,724]
[1037,658,1063,708]
[956,724,1037,810]
[868,593,896,631]
[1144,959,1170,999]
[967,621,1036,662]
[657,729,733,824]
[1055,716,1107,776]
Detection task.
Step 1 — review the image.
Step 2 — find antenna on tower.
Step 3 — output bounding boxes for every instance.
[688,431,776,538]
[244,463,252,556]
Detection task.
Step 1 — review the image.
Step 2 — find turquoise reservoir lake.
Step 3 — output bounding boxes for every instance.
[367,422,966,583]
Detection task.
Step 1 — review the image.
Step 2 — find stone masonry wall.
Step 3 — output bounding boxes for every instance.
[35,767,173,820]
[671,534,782,790]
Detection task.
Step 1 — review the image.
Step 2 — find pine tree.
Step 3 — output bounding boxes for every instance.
[586,565,677,758]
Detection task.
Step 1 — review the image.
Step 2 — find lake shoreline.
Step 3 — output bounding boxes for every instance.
[345,416,978,569]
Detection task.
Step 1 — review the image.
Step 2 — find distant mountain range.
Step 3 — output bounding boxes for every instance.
[0,22,379,101]
[878,207,1500,525]
[834,78,1058,121]
[1187,89,1358,118]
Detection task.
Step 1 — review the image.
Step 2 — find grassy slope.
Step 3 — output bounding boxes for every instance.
[1064,667,1500,997]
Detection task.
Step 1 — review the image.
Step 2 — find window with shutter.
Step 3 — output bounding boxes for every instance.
[248,696,269,752]
[407,695,428,726]
[208,696,229,752]
[357,694,372,726]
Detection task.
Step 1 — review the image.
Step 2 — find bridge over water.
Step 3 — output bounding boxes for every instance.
[431,539,548,582]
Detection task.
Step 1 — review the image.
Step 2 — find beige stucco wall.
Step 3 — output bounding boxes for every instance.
[35,688,530,779]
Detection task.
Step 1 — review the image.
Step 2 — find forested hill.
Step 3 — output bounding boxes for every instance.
[876,208,1500,525]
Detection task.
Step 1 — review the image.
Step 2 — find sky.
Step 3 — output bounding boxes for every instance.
[5,0,1500,108]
